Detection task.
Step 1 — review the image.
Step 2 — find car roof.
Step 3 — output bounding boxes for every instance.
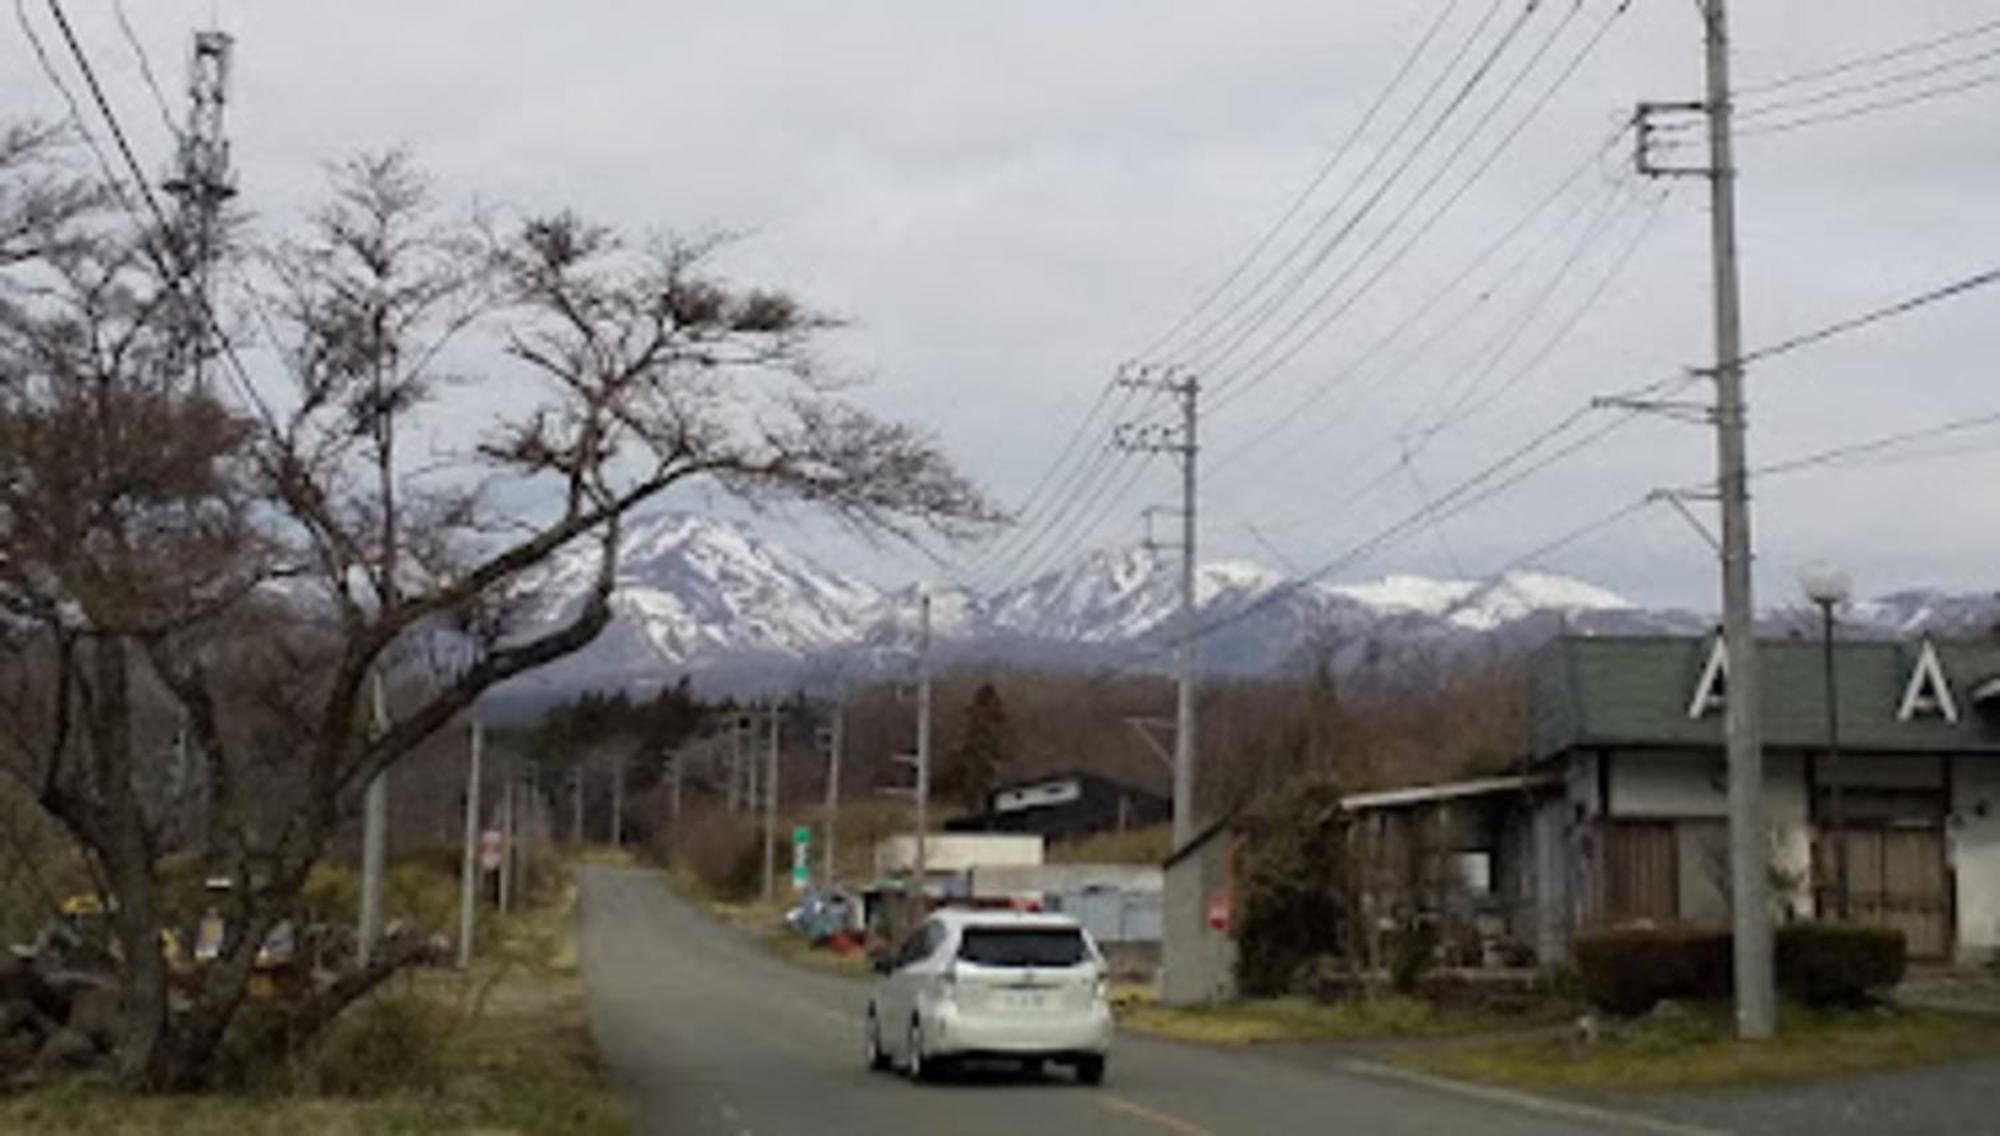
[929,908,1082,931]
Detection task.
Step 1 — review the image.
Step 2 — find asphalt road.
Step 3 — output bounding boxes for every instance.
[577,867,1692,1136]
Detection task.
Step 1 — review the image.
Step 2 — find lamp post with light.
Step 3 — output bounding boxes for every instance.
[1800,562,1853,920]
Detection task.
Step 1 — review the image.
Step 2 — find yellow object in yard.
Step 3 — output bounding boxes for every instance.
[246,973,277,1000]
[58,894,107,917]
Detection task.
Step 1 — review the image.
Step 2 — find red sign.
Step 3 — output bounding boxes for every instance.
[479,829,505,871]
[1206,888,1232,934]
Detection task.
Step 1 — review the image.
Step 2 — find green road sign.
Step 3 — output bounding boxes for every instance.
[791,826,811,889]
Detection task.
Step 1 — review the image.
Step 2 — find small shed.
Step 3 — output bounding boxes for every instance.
[1160,817,1239,1006]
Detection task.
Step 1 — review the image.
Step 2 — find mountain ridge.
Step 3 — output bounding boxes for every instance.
[494,512,1998,700]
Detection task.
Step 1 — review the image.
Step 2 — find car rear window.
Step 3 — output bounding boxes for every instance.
[957,927,1090,967]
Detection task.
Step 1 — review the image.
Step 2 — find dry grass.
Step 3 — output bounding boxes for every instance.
[0,861,624,1135]
[1403,1001,2000,1092]
[1047,825,1172,865]
[1115,991,1570,1046]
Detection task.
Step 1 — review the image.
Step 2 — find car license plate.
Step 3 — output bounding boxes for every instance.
[1007,990,1045,1009]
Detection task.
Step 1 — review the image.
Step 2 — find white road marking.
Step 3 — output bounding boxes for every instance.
[1335,1058,1731,1136]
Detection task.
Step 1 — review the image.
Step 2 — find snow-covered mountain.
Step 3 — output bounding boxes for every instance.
[494,512,1999,700]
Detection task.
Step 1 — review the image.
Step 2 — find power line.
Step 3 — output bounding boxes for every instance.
[1167,0,1506,371]
[1134,0,1470,367]
[1739,41,2000,120]
[34,0,280,433]
[1204,123,1636,481]
[1094,263,2000,679]
[113,0,181,140]
[1739,68,2000,137]
[1203,0,1633,416]
[980,0,1480,588]
[1188,0,1549,386]
[1737,14,2000,96]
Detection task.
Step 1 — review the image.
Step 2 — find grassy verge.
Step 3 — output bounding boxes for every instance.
[667,866,870,980]
[1114,991,1574,1047]
[1401,1000,2000,1093]
[0,862,623,1135]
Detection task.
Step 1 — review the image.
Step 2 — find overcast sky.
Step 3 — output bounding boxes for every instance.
[6,1,1997,611]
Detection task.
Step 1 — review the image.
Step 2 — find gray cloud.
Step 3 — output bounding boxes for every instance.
[6,0,1995,612]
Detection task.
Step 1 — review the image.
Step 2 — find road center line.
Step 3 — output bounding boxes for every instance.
[1100,1093,1218,1136]
[1334,1059,1730,1136]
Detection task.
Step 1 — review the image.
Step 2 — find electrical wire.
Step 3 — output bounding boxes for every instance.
[1203,122,1635,481]
[1739,68,2000,137]
[1737,41,2000,121]
[1133,0,1469,367]
[1737,14,2000,96]
[113,0,181,140]
[1186,0,1549,386]
[1166,0,1510,371]
[1203,0,1634,417]
[980,0,1481,592]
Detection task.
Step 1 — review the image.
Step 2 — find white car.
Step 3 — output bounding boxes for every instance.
[865,909,1113,1085]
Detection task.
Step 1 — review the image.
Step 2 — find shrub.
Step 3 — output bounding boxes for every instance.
[1775,923,1906,1007]
[304,991,451,1096]
[1234,781,1352,998]
[673,808,763,901]
[1574,926,1731,1016]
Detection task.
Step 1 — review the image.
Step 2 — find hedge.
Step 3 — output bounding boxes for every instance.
[1774,923,1907,1007]
[1576,922,1908,1016]
[1575,926,1732,1016]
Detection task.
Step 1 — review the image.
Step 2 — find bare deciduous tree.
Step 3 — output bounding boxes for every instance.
[0,137,997,1089]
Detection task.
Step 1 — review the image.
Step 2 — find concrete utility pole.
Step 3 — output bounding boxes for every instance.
[823,702,844,887]
[1115,367,1200,850]
[457,719,482,969]
[670,748,684,824]
[499,752,515,916]
[358,671,389,969]
[1633,0,1772,1043]
[763,704,781,902]
[914,591,934,890]
[1704,0,1773,1043]
[610,750,625,848]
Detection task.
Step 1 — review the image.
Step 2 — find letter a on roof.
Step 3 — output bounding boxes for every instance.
[1898,639,1960,723]
[1688,635,1728,720]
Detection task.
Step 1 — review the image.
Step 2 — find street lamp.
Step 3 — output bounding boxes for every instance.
[1800,561,1852,921]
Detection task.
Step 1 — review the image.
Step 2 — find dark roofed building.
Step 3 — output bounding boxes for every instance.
[944,770,1171,842]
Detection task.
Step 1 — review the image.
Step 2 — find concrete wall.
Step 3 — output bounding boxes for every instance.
[1951,756,2000,959]
[872,834,1043,875]
[1161,834,1236,1006]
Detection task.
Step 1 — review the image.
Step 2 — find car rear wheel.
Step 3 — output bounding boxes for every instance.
[865,1009,891,1072]
[1075,1055,1106,1086]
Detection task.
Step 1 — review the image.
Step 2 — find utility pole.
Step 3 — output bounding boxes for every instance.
[1643,0,1772,1040]
[610,750,625,848]
[1703,0,1774,1044]
[763,704,781,902]
[357,671,389,969]
[914,591,933,892]
[499,752,515,916]
[457,719,482,970]
[160,29,235,392]
[1115,366,1200,850]
[822,702,844,887]
[670,748,684,825]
